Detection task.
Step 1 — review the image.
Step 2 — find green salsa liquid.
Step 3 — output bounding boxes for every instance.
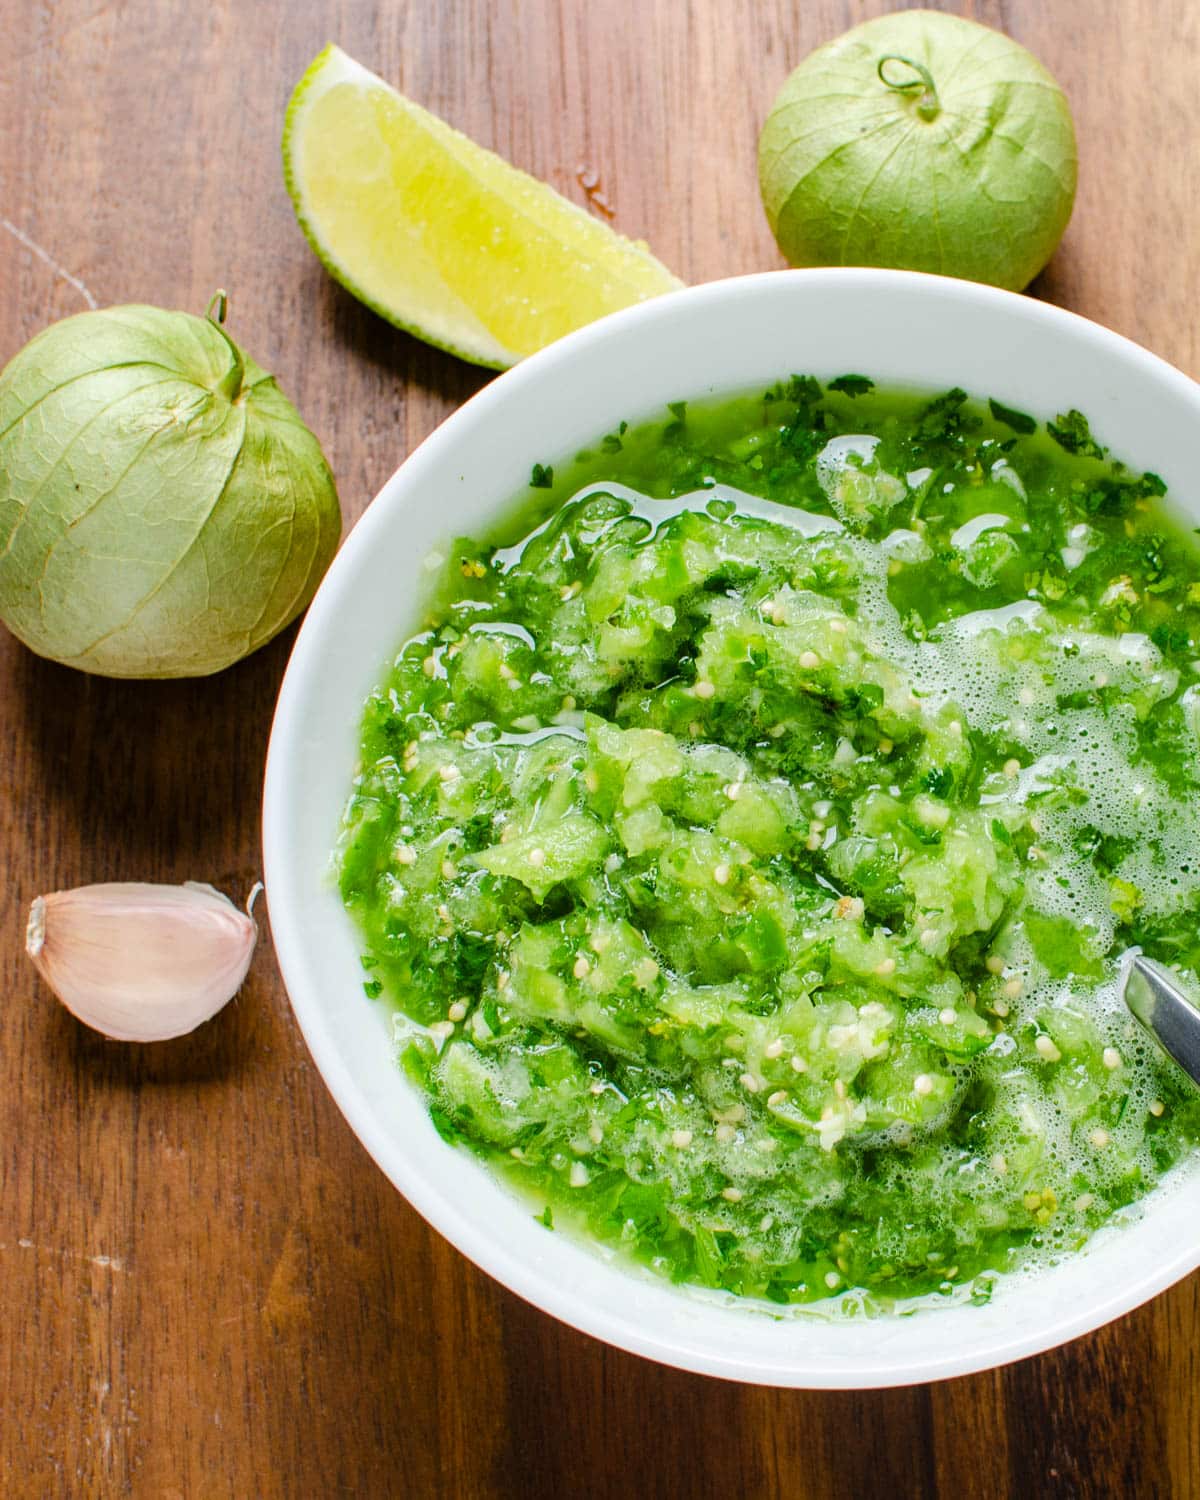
[339,379,1200,1308]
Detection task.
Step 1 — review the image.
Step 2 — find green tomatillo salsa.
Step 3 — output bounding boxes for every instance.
[338,378,1200,1309]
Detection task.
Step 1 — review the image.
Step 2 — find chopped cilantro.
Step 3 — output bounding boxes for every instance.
[987,397,1037,435]
[846,681,884,712]
[1048,410,1106,459]
[915,387,973,443]
[923,766,955,797]
[775,374,829,462]
[786,373,823,405]
[828,374,875,397]
[530,462,554,489]
[1151,622,1190,653]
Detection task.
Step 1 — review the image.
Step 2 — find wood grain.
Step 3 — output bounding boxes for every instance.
[2,1,1198,1494]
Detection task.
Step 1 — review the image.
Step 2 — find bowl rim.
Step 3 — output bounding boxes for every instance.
[263,267,1200,1387]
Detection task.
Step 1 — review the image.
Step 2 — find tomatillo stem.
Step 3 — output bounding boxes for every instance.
[205,289,229,326]
[205,288,246,402]
[878,54,941,121]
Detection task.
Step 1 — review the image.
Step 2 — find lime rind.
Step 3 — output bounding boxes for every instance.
[283,47,513,367]
[283,45,684,370]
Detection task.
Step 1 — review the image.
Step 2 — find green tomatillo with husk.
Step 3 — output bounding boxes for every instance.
[758,10,1078,291]
[0,295,341,677]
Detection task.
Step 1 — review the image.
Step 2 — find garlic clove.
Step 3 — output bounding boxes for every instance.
[25,881,258,1042]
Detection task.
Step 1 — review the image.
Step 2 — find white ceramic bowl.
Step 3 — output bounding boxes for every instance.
[263,269,1200,1387]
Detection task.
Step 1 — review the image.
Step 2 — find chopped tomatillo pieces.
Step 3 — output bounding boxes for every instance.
[339,381,1200,1308]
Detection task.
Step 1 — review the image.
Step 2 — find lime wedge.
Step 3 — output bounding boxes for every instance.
[283,45,684,369]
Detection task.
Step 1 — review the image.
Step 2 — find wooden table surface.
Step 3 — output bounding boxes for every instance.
[3,1,1199,1494]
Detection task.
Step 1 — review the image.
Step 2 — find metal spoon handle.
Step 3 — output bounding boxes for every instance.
[1123,954,1200,1088]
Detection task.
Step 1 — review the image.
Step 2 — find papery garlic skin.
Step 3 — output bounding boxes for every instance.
[26,881,257,1042]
